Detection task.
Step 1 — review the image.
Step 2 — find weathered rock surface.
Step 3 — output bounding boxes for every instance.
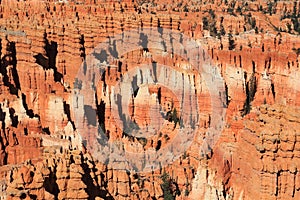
[0,0,299,199]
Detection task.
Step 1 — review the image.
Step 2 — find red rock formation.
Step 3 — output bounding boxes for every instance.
[0,0,299,200]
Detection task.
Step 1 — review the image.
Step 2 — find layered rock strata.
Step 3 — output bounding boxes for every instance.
[0,0,299,199]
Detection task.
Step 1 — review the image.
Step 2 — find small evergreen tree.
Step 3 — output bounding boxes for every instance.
[161,172,174,200]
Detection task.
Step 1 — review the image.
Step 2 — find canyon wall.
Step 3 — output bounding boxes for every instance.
[0,0,299,199]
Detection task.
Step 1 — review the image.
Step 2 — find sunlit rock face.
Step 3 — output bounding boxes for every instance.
[0,0,299,199]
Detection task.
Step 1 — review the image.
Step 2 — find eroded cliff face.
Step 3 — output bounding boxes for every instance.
[0,0,299,199]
